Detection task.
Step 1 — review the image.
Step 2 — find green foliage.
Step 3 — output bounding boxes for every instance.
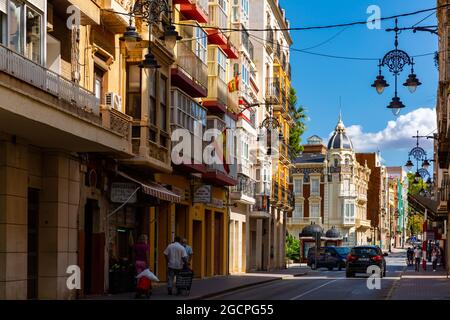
[288,87,307,159]
[407,172,426,195]
[285,233,300,262]
[407,211,424,236]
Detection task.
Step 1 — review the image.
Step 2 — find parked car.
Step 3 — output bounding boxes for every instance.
[346,245,387,278]
[307,246,350,271]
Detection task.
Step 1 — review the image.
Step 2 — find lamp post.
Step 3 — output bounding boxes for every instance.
[371,19,422,116]
[120,0,182,68]
[404,131,432,186]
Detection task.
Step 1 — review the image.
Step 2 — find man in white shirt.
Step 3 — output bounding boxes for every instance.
[414,246,422,272]
[163,236,187,295]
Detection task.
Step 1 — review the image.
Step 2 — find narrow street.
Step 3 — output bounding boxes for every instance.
[209,250,450,300]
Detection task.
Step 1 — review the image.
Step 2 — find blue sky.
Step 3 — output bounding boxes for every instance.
[280,0,438,167]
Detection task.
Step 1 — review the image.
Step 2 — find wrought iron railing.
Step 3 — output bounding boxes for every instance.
[0,43,99,115]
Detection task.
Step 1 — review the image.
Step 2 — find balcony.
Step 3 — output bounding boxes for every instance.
[178,0,208,23]
[230,174,256,204]
[266,28,274,54]
[251,195,271,218]
[206,1,228,46]
[265,77,281,104]
[172,40,208,97]
[0,43,132,156]
[287,217,323,226]
[203,162,238,186]
[100,0,132,33]
[203,46,228,113]
[170,88,207,174]
[55,0,100,25]
[356,218,371,229]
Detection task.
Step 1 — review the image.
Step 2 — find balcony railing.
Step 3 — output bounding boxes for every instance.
[176,41,208,91]
[265,77,280,103]
[231,174,256,198]
[0,43,99,115]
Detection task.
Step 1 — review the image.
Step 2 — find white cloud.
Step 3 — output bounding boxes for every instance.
[329,108,436,153]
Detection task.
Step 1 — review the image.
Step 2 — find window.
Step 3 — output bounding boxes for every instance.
[195,27,207,62]
[8,0,23,55]
[334,159,339,167]
[126,64,141,119]
[148,71,157,142]
[94,66,106,104]
[231,0,239,23]
[311,178,320,195]
[344,202,355,223]
[294,178,303,195]
[242,0,249,19]
[0,12,6,45]
[310,203,320,218]
[217,49,227,81]
[6,1,43,64]
[294,203,303,218]
[25,6,41,64]
[160,76,168,132]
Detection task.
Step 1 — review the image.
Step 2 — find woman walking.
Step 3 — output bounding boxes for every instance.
[134,234,149,274]
[431,246,439,272]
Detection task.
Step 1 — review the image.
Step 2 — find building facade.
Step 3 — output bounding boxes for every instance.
[355,153,390,250]
[288,116,371,260]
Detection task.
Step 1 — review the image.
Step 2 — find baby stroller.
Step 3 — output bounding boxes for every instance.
[135,269,159,299]
[176,267,194,296]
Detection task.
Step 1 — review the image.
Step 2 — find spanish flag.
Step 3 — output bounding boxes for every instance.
[228,75,239,93]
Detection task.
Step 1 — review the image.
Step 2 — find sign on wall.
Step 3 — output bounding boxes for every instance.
[111,182,138,204]
[193,185,212,204]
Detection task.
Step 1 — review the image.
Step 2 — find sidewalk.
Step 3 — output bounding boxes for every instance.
[389,261,450,300]
[85,266,309,300]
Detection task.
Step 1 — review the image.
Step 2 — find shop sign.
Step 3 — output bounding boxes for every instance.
[212,198,224,209]
[111,182,138,204]
[193,185,212,203]
[426,231,435,240]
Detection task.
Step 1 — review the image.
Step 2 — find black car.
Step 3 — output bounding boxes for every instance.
[307,246,350,271]
[346,246,387,278]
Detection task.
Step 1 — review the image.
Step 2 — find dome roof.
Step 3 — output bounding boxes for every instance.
[300,223,323,237]
[325,226,341,238]
[327,113,353,150]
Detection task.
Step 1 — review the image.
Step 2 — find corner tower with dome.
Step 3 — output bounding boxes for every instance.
[288,114,371,261]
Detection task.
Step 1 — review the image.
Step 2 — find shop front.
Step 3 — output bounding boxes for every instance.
[154,175,229,279]
[106,171,180,293]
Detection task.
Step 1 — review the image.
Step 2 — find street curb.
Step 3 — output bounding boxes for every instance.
[187,272,308,300]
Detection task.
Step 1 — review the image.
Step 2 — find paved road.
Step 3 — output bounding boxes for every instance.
[210,252,406,300]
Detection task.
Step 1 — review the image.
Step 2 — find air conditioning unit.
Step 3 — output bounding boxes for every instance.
[105,92,122,111]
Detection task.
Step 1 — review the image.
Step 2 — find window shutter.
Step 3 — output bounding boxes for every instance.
[0,0,6,14]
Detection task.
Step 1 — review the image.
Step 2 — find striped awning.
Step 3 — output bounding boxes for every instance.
[117,171,180,203]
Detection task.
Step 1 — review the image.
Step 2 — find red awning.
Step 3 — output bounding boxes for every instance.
[117,171,181,203]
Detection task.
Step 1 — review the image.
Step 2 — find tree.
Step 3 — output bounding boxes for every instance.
[407,210,424,237]
[288,87,307,160]
[407,172,426,195]
[285,233,300,262]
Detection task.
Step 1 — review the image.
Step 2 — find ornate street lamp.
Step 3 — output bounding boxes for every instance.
[405,159,414,171]
[372,19,422,116]
[406,131,431,186]
[120,0,182,69]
